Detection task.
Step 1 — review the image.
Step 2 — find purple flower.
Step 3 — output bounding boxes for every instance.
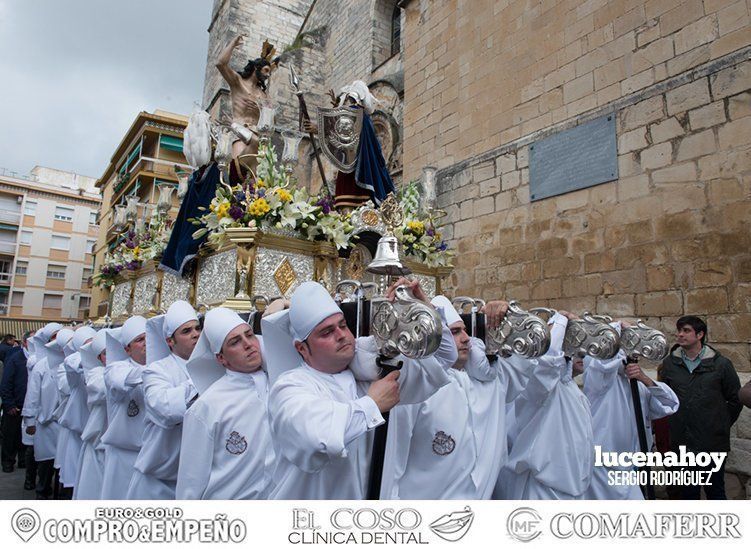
[257,188,266,198]
[426,227,435,237]
[127,230,136,239]
[229,205,244,220]
[114,265,124,273]
[126,261,141,271]
[316,196,334,215]
[234,191,246,202]
[101,266,110,275]
[438,241,448,251]
[125,239,136,249]
[143,231,152,240]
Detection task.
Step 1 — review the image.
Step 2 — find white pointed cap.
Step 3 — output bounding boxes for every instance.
[186,307,247,394]
[430,295,462,326]
[120,316,147,347]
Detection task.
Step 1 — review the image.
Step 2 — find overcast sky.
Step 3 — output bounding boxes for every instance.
[0,0,211,179]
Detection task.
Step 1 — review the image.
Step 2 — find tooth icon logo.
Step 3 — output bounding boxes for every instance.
[12,508,41,542]
[429,506,474,542]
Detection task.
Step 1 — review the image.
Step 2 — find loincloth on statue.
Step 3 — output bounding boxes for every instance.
[231,122,257,144]
[229,158,251,186]
[334,171,371,209]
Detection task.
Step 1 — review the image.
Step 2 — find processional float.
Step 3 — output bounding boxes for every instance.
[94,59,671,501]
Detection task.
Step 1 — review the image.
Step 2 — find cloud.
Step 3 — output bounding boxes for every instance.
[0,0,211,178]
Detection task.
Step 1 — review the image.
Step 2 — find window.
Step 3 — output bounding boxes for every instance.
[391,5,401,56]
[50,235,70,250]
[24,200,37,216]
[79,296,91,310]
[89,211,98,225]
[0,260,10,283]
[54,205,74,221]
[46,265,66,279]
[19,231,32,245]
[86,240,96,254]
[11,291,23,307]
[82,268,93,285]
[15,261,27,275]
[42,294,63,309]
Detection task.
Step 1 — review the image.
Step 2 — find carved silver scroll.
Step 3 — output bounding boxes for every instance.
[620,321,669,362]
[369,285,443,359]
[563,313,620,359]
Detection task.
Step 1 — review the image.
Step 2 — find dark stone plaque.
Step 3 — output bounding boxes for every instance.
[529,114,618,201]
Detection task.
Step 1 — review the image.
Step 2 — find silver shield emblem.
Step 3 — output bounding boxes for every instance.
[432,431,456,456]
[317,106,363,173]
[127,399,140,417]
[225,431,248,455]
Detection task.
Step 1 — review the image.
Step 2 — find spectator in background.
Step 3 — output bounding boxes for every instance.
[1,331,33,474]
[660,316,742,499]
[0,333,18,363]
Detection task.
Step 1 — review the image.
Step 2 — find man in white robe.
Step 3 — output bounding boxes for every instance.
[17,331,38,491]
[100,316,147,499]
[382,297,532,499]
[495,312,595,500]
[44,328,75,497]
[21,334,40,464]
[176,307,275,499]
[74,329,109,500]
[128,301,201,499]
[52,328,73,499]
[57,327,97,496]
[21,323,62,498]
[583,322,679,499]
[262,279,457,500]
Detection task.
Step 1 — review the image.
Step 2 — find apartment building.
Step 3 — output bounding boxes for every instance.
[0,166,101,325]
[90,109,190,318]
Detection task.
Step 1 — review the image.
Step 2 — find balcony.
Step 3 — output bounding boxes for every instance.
[112,155,191,205]
[0,209,21,225]
[0,271,11,284]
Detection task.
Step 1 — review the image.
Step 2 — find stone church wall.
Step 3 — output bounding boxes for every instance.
[401,0,751,496]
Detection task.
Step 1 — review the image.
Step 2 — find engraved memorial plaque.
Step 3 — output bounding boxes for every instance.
[529,114,618,201]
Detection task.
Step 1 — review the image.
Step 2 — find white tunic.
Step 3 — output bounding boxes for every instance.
[22,357,60,461]
[74,365,108,500]
[59,353,87,488]
[382,338,530,499]
[583,353,679,499]
[497,315,594,500]
[176,370,274,499]
[21,352,39,446]
[54,362,74,484]
[100,358,145,499]
[60,353,90,438]
[268,328,456,500]
[128,353,196,499]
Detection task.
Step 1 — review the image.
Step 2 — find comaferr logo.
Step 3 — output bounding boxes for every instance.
[550,513,741,539]
[505,510,742,541]
[507,507,542,542]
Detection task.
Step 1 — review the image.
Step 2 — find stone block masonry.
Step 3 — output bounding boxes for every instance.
[434,53,751,374]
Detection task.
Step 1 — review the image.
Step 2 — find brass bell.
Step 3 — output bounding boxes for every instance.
[366,235,411,276]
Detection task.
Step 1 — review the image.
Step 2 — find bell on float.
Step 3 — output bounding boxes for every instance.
[366,235,411,276]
